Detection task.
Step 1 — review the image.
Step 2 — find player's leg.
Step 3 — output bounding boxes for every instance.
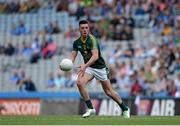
[77,72,93,101]
[87,67,130,118]
[76,72,96,117]
[100,79,130,118]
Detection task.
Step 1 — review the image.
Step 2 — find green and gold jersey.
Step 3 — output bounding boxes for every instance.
[73,34,106,69]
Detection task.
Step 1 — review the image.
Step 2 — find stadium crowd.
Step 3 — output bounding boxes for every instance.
[107,42,180,97]
[0,0,179,97]
[0,0,178,41]
[0,37,58,63]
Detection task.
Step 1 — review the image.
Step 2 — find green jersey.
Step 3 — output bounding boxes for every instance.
[73,34,106,69]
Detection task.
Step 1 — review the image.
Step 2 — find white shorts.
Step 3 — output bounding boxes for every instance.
[85,67,109,81]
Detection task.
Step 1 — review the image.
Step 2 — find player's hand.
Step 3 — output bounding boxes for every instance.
[78,64,87,77]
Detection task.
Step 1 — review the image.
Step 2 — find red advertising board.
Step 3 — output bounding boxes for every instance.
[0,99,40,115]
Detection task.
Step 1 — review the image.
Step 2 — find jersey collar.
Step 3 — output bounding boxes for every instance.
[80,34,89,43]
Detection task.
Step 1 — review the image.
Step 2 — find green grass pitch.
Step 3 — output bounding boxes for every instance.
[0,115,180,125]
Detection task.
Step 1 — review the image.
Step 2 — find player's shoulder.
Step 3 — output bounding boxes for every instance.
[73,37,81,44]
[89,34,97,40]
[89,34,98,43]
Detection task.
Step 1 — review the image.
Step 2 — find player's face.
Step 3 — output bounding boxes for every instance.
[79,24,89,37]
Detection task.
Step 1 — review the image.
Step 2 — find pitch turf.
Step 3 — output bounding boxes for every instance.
[0,115,180,125]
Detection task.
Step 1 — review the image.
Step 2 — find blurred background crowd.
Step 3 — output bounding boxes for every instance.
[0,0,179,98]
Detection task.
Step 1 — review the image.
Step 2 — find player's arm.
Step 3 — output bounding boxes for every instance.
[84,49,98,67]
[69,51,77,63]
[79,49,98,76]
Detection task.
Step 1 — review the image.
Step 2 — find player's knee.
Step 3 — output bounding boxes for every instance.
[76,79,83,87]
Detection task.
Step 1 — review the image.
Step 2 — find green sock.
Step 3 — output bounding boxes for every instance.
[119,102,128,111]
[85,100,94,109]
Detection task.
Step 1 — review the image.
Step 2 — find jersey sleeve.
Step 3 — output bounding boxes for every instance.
[73,41,78,51]
[89,34,98,49]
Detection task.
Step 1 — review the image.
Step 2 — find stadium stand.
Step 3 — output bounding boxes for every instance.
[0,0,179,98]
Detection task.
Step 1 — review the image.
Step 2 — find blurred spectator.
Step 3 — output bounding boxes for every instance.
[167,79,177,96]
[10,20,31,35]
[10,69,27,89]
[42,0,55,9]
[64,72,76,88]
[131,80,143,96]
[28,0,40,13]
[91,23,102,38]
[143,65,156,84]
[118,61,130,76]
[44,21,61,34]
[174,73,180,94]
[18,77,37,92]
[107,44,123,64]
[44,22,54,34]
[75,4,85,20]
[53,21,61,34]
[21,42,32,57]
[10,69,21,85]
[151,67,168,96]
[120,25,134,40]
[56,0,68,12]
[68,0,78,16]
[30,37,41,63]
[4,43,16,56]
[18,70,26,83]
[41,41,49,58]
[43,37,57,59]
[19,1,29,13]
[65,25,78,47]
[117,72,131,93]
[124,43,135,58]
[162,24,173,36]
[54,71,66,88]
[46,72,55,88]
[10,23,19,35]
[8,1,20,13]
[17,20,30,35]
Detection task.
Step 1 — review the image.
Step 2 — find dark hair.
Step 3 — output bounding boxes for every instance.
[79,20,89,27]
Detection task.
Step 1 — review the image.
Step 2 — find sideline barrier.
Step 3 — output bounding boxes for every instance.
[0,92,180,116]
[0,92,81,99]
